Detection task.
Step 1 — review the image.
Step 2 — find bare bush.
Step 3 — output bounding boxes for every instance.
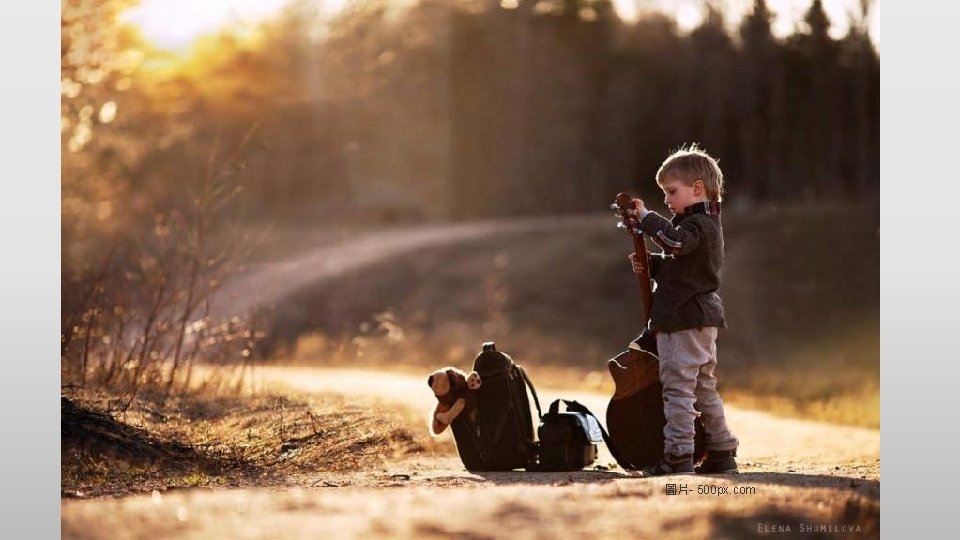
[62,131,266,403]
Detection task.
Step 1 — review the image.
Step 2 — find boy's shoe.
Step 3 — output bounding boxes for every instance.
[695,449,739,474]
[640,453,694,476]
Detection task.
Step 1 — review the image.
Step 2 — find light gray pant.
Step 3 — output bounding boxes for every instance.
[657,327,739,456]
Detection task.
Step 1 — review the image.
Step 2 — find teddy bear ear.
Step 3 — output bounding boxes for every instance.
[427,375,434,387]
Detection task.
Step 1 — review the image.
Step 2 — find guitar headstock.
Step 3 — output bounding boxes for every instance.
[612,192,640,234]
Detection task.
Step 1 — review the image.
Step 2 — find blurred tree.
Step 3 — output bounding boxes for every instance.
[61,1,267,390]
[838,0,879,198]
[615,14,684,202]
[62,0,146,334]
[62,0,880,230]
[790,0,840,199]
[449,0,618,217]
[61,0,142,153]
[685,4,738,181]
[737,0,777,203]
[805,0,831,43]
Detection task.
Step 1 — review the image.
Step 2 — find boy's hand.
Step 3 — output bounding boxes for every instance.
[627,252,644,274]
[631,197,646,216]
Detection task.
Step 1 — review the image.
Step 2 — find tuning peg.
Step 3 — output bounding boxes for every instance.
[617,221,640,235]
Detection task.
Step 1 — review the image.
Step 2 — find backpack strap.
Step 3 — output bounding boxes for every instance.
[548,398,563,416]
[483,364,542,457]
[561,400,637,470]
[516,365,542,420]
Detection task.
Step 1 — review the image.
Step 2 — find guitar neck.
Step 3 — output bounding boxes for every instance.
[614,192,653,329]
[631,232,653,326]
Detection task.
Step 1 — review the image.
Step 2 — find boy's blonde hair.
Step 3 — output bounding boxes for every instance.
[655,144,724,202]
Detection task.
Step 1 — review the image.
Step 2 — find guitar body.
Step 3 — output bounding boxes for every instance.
[606,350,707,469]
[606,193,706,469]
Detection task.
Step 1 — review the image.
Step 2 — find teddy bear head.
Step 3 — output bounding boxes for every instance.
[427,369,452,397]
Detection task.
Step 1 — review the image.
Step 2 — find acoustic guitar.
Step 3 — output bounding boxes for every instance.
[605,193,705,469]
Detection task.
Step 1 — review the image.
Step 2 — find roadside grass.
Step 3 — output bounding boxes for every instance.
[61,384,452,498]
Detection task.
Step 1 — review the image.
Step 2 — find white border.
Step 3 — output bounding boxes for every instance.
[882,0,960,534]
[0,1,60,537]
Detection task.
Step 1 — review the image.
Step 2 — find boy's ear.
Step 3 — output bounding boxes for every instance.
[693,179,704,196]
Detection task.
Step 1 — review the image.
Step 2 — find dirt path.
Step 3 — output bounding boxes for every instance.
[211,214,610,318]
[63,366,880,539]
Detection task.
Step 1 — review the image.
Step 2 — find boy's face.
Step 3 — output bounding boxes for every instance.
[660,177,707,215]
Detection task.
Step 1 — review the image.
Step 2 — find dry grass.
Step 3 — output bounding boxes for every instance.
[61,384,452,498]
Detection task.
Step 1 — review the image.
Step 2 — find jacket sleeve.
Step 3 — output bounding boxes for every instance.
[647,251,665,277]
[637,211,703,257]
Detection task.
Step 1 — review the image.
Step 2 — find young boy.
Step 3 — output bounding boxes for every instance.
[626,144,739,476]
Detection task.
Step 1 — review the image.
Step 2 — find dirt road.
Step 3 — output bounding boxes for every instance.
[62,366,880,539]
[211,214,610,318]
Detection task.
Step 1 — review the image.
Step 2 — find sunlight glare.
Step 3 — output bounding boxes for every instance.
[611,0,639,23]
[119,0,880,54]
[98,101,117,124]
[121,0,291,51]
[762,0,865,39]
[675,2,703,32]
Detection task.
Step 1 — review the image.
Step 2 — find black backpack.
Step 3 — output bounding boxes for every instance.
[449,341,542,471]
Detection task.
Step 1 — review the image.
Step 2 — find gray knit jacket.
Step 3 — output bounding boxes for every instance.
[637,201,726,333]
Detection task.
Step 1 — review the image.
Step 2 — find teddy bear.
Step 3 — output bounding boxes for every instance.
[427,367,481,435]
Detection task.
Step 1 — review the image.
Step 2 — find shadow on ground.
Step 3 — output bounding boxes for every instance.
[469,470,878,499]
